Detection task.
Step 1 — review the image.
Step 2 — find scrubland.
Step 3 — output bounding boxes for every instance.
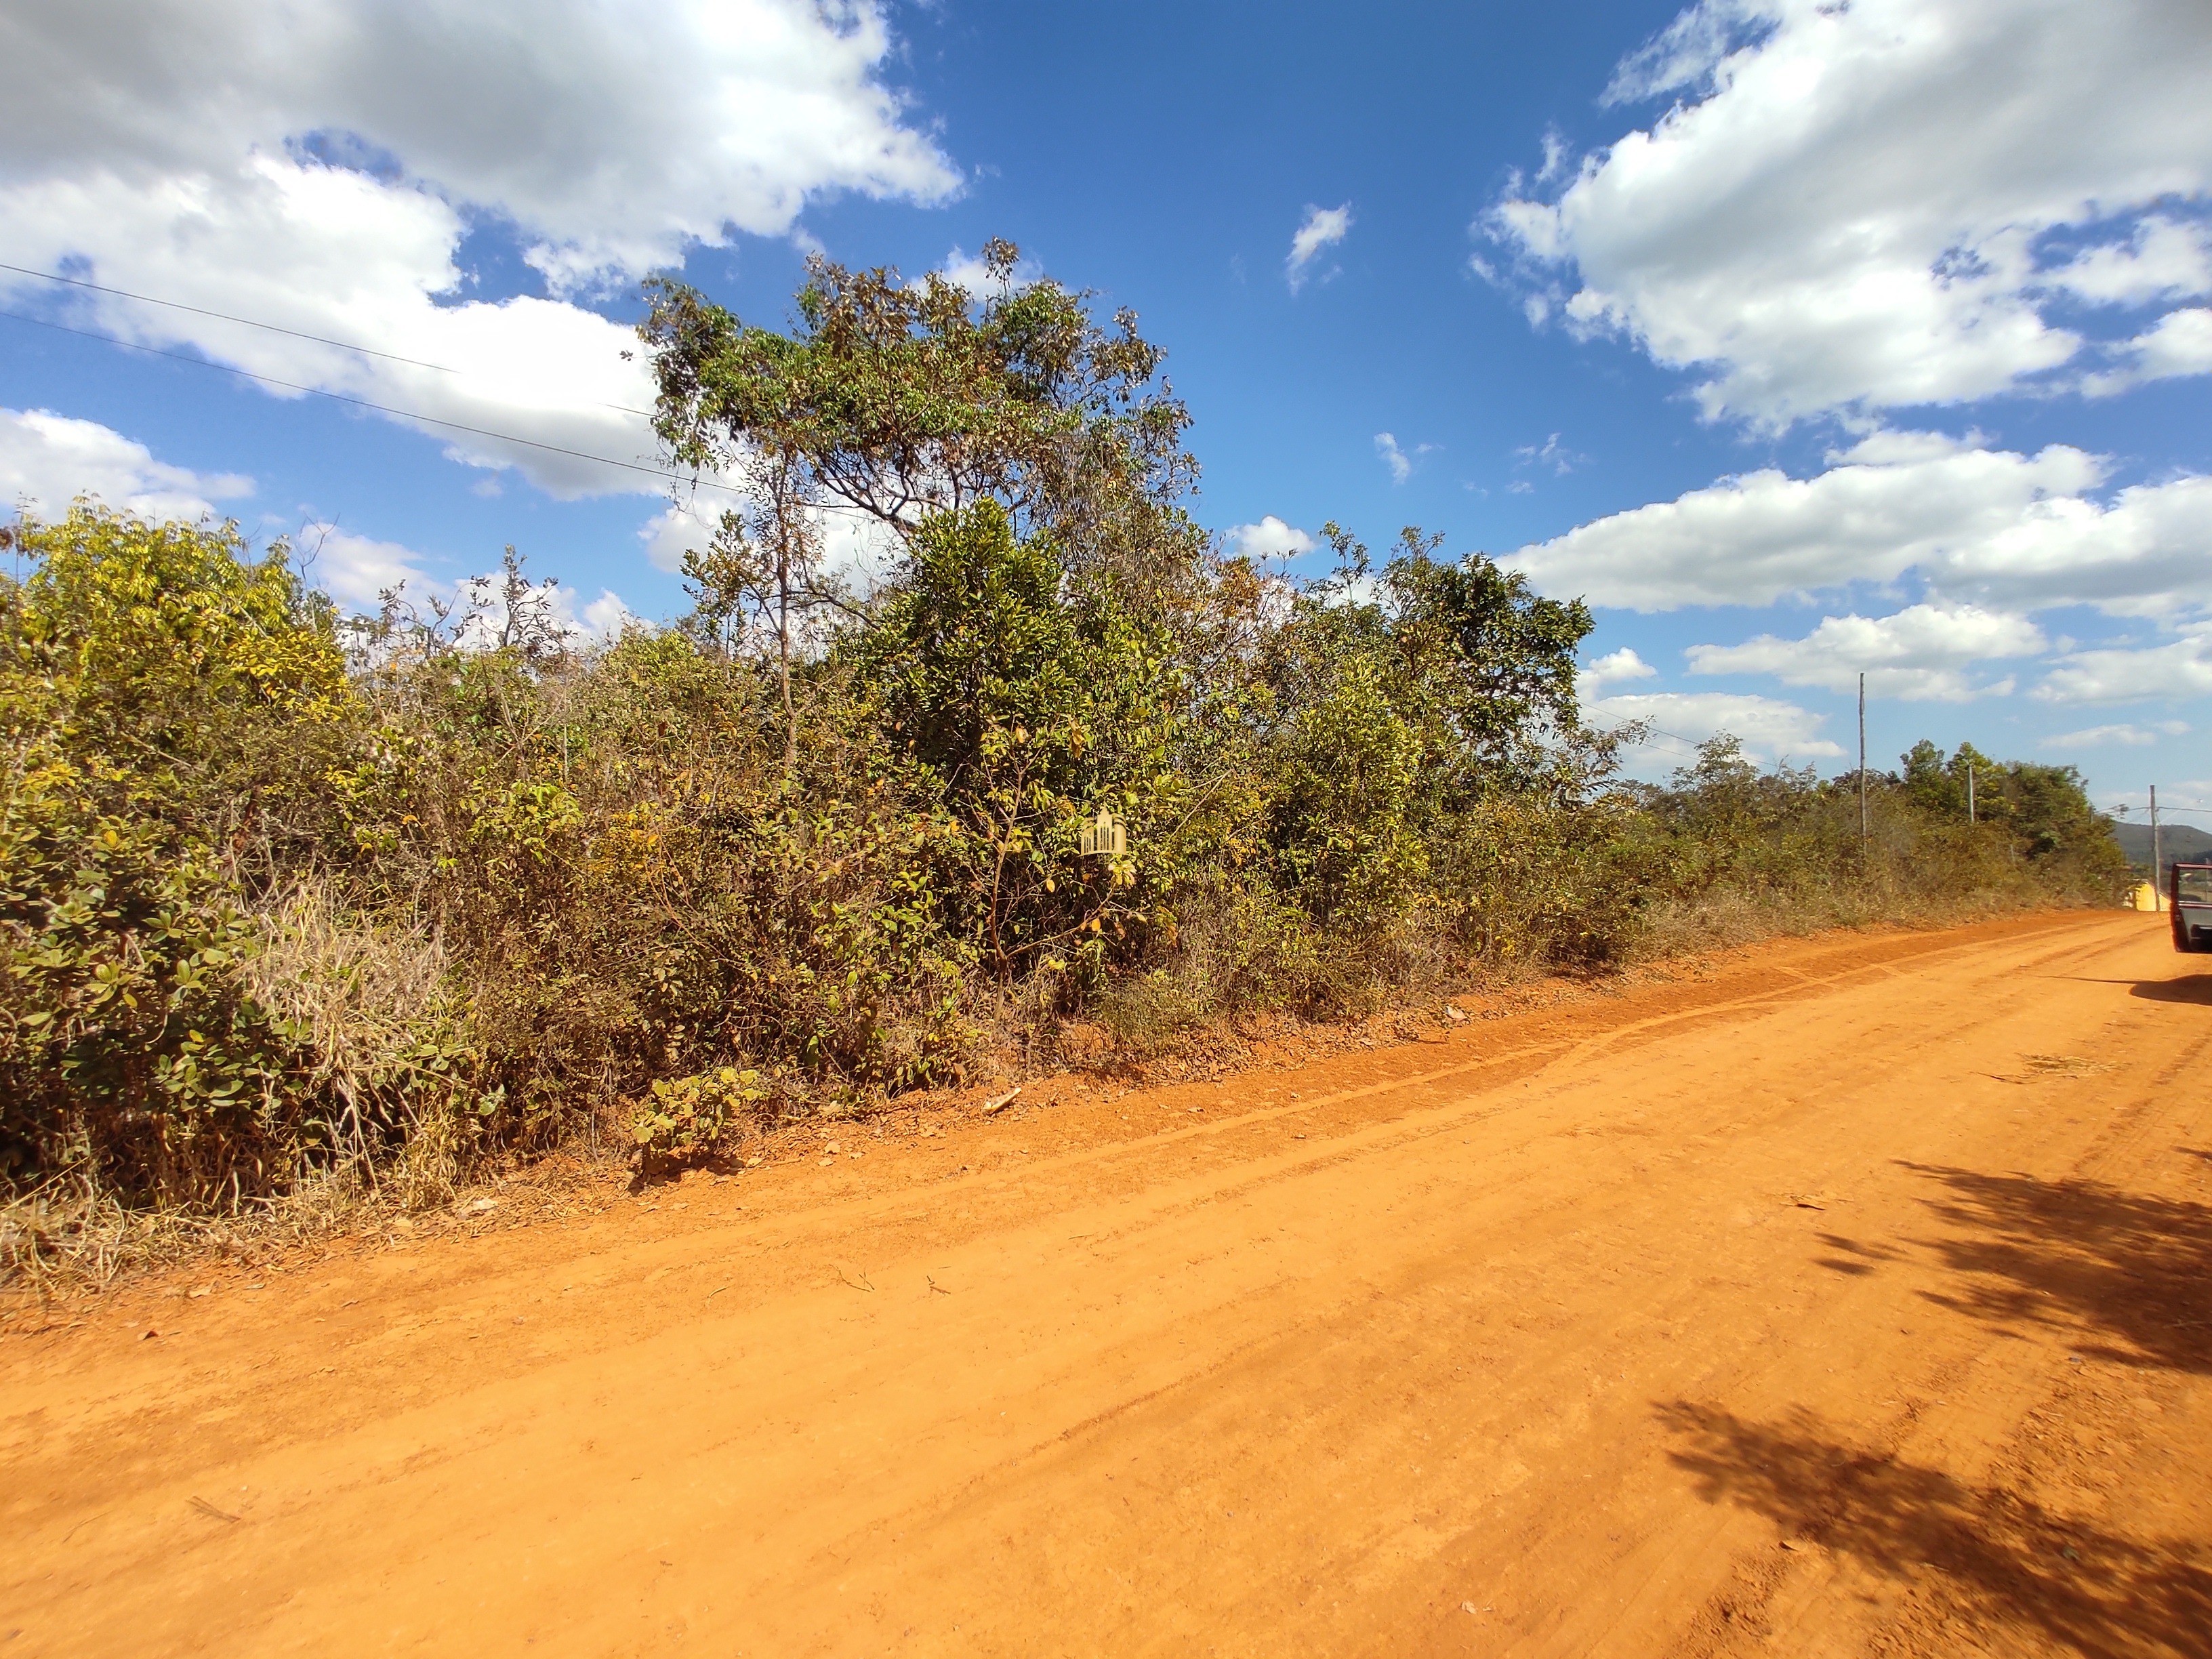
[0,243,2127,1285]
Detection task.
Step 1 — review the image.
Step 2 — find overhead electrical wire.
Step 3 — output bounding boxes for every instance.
[1,260,467,378]
[0,259,656,418]
[1619,724,1734,761]
[0,306,740,497]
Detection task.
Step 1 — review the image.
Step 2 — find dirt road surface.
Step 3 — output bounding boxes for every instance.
[5,911,2209,1657]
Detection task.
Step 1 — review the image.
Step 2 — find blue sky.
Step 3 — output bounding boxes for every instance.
[3,0,2210,825]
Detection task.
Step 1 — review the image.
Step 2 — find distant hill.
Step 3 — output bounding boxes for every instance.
[2112,819,2212,875]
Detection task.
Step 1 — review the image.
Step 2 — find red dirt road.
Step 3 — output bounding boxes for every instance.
[5,911,2209,1656]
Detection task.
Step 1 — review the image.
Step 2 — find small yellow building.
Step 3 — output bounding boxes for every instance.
[2129,880,2163,912]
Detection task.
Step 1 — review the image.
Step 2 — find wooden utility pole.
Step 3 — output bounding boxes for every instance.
[2151,784,2163,912]
[1858,673,1868,848]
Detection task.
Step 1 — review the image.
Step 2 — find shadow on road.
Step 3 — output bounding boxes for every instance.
[1656,1401,2212,1659]
[2050,974,2212,1004]
[2130,975,2212,1005]
[1810,1231,1905,1279]
[1677,1145,2212,1645]
[1899,1163,2212,1374]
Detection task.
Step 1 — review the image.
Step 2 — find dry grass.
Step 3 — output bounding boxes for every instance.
[1,1162,384,1301]
[1623,880,2065,965]
[245,879,467,1208]
[3,881,470,1298]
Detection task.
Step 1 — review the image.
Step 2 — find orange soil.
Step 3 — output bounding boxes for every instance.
[4,910,2208,1656]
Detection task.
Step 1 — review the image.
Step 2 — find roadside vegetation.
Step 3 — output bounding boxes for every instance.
[0,241,2127,1284]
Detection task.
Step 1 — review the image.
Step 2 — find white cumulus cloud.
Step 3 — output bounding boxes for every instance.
[636,494,900,596]
[1505,432,2212,619]
[1578,646,1658,696]
[0,0,958,497]
[1286,203,1353,293]
[1,406,253,521]
[638,501,722,574]
[299,523,438,611]
[932,243,1044,298]
[302,523,636,642]
[1586,689,1843,763]
[1687,604,2045,701]
[2090,307,2212,394]
[2041,720,2190,750]
[1374,432,1412,485]
[0,407,642,632]
[555,586,640,645]
[2034,629,2212,705]
[443,572,637,648]
[1483,0,2212,427]
[1225,515,1317,560]
[2046,217,2212,308]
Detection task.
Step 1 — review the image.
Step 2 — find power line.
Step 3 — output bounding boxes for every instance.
[1592,722,1698,756]
[1589,721,1704,760]
[1,260,466,377]
[1619,724,1761,759]
[0,259,657,419]
[0,307,739,497]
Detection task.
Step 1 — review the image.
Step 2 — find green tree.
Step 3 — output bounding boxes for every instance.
[1900,738,1996,818]
[851,501,1200,978]
[640,239,1195,565]
[1261,525,1599,935]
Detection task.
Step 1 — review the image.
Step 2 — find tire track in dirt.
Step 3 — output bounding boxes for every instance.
[3,911,2206,1657]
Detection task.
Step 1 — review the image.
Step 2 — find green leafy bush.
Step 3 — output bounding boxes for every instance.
[632,1067,768,1170]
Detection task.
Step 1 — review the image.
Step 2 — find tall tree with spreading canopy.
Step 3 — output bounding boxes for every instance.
[640,239,1204,589]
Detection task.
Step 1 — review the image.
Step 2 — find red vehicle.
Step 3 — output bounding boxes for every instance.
[2173,862,2212,954]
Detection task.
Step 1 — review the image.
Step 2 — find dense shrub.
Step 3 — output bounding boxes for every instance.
[343,606,976,1133]
[0,511,371,1204]
[0,243,2131,1240]
[1608,736,2127,955]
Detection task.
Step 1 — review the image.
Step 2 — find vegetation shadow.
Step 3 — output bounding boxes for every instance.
[1656,1401,2212,1658]
[1900,1162,2212,1374]
[1811,1231,1905,1278]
